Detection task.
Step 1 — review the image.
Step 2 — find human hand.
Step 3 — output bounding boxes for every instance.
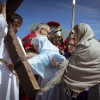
[1,2,6,20]
[50,57,58,67]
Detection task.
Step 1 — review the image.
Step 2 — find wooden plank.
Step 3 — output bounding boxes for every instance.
[6,0,23,19]
[4,0,40,97]
[5,22,40,98]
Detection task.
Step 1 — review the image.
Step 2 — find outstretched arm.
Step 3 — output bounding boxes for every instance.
[1,2,6,20]
[0,2,8,38]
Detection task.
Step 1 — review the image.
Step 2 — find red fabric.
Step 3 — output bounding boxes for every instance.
[19,84,35,100]
[22,32,36,50]
[55,44,66,51]
[47,21,60,27]
[20,95,34,100]
[64,37,68,43]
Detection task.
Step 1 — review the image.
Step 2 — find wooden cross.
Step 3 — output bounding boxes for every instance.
[2,0,40,98]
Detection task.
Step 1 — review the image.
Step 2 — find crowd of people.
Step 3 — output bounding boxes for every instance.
[0,2,100,100]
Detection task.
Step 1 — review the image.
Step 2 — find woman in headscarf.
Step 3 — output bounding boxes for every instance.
[39,23,100,100]
[49,35,77,100]
[28,35,66,100]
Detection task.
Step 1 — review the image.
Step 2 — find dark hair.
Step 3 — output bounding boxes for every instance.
[10,13,23,23]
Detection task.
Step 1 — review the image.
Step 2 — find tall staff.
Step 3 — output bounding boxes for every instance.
[71,0,76,28]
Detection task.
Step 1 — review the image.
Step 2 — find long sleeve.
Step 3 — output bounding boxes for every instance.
[0,14,8,38]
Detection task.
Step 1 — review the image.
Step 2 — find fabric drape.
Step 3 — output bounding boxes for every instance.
[39,23,100,97]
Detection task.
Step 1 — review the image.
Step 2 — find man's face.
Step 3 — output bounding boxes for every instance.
[40,26,50,37]
[11,21,22,33]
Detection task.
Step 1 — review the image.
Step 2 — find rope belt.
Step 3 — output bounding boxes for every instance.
[0,58,18,78]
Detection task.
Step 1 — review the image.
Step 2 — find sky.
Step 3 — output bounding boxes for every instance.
[2,0,100,40]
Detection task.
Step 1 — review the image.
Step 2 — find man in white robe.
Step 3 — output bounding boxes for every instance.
[0,3,26,100]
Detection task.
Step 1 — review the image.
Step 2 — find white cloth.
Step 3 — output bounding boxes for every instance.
[28,35,66,81]
[28,35,66,100]
[0,14,26,100]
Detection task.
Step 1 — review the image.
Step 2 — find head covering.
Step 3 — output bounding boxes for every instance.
[47,21,60,28]
[39,23,100,97]
[28,35,66,81]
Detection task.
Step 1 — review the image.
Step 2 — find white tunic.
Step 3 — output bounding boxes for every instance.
[0,14,26,100]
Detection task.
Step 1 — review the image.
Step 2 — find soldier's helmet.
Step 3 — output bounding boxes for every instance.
[47,21,62,38]
[50,28,62,38]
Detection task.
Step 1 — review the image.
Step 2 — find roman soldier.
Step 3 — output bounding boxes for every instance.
[47,21,66,55]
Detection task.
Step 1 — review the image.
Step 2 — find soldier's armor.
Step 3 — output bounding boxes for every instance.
[22,31,37,53]
[47,21,66,55]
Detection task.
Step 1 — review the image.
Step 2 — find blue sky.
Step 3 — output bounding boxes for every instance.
[2,0,100,40]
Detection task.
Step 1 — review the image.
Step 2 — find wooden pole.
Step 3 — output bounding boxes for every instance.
[71,0,76,28]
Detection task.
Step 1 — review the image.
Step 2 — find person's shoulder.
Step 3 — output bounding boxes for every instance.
[22,32,36,41]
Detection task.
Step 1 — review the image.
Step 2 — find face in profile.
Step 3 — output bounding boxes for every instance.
[40,26,50,37]
[11,21,22,33]
[68,39,76,55]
